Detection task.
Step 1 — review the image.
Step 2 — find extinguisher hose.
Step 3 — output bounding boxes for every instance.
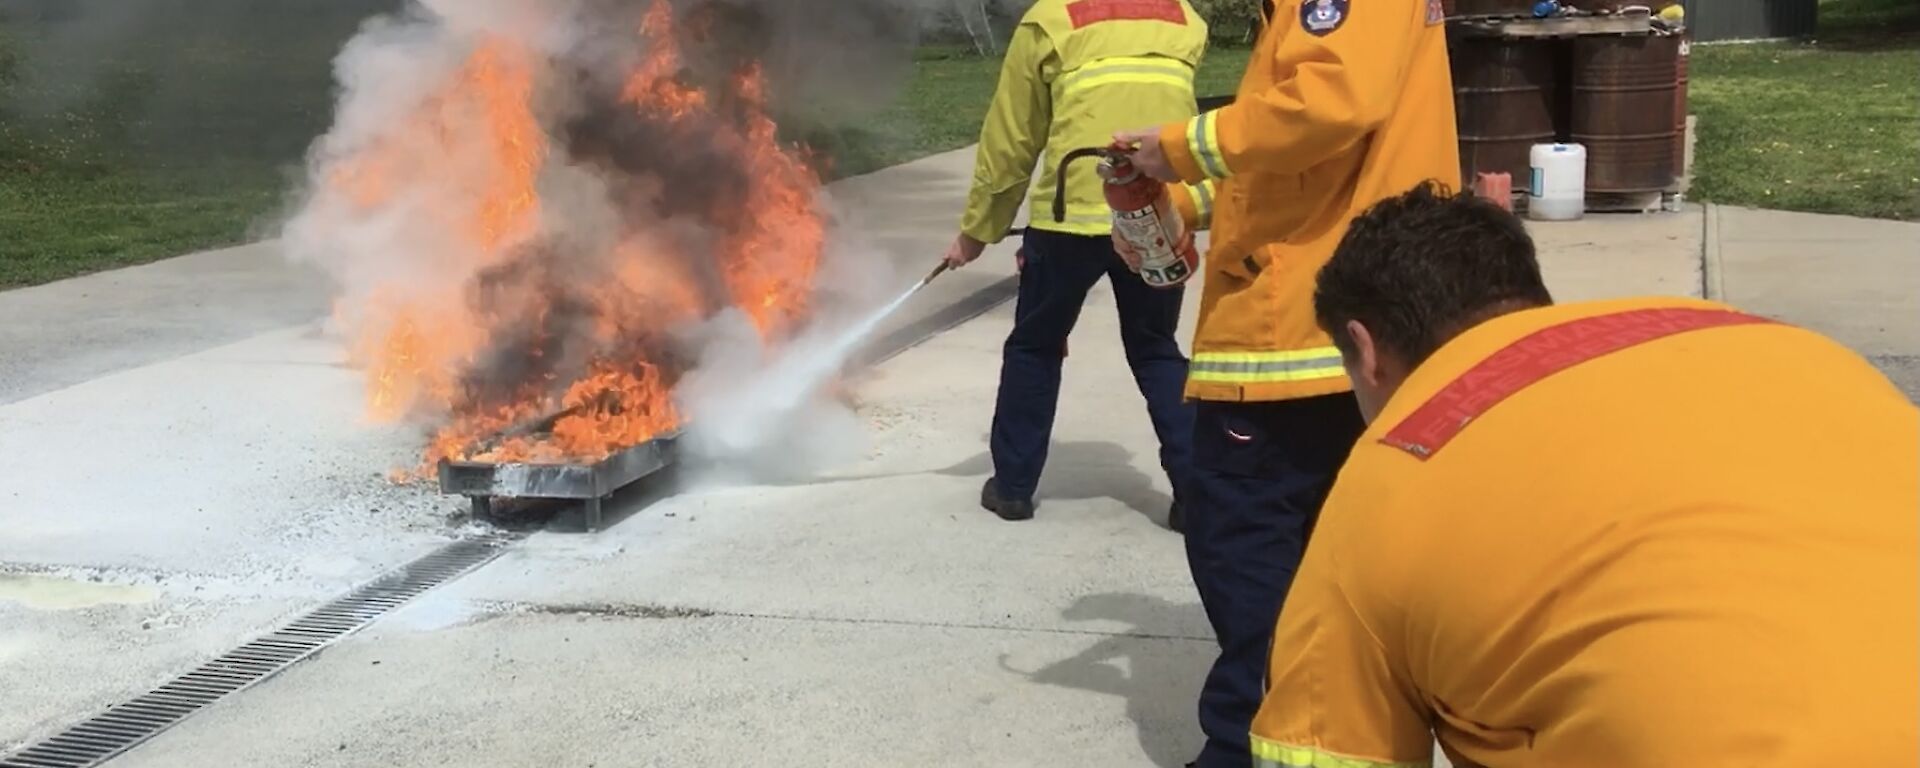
[1052,147,1113,224]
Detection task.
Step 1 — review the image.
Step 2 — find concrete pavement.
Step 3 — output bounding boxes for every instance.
[0,242,330,405]
[0,323,452,748]
[60,208,1708,767]
[0,149,1027,757]
[1707,205,1920,400]
[111,277,1219,768]
[3,140,1912,767]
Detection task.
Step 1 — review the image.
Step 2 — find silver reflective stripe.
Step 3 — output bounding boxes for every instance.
[1190,111,1229,179]
[1190,357,1344,375]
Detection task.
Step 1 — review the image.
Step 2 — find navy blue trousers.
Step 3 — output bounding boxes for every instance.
[1187,393,1367,768]
[988,228,1194,504]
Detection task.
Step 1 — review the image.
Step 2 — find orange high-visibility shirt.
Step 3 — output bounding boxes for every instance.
[1159,0,1460,403]
[1251,297,1920,768]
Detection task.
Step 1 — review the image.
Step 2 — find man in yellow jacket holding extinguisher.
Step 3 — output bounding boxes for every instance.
[941,0,1213,524]
[1113,0,1460,763]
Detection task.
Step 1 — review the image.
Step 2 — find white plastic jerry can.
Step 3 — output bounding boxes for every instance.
[1528,143,1587,222]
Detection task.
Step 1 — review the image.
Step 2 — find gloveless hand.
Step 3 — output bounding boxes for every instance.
[1113,127,1179,183]
[943,234,987,268]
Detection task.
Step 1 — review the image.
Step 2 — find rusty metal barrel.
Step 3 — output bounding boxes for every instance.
[1452,37,1558,193]
[1572,34,1680,192]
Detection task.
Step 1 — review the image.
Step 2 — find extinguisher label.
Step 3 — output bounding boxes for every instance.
[1142,259,1192,288]
[1114,205,1189,288]
[1114,207,1168,250]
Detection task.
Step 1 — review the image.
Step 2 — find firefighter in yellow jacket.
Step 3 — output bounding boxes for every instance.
[942,0,1210,523]
[1257,182,1920,768]
[1110,0,1458,763]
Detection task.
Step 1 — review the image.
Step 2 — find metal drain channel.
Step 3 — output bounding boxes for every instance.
[1,534,519,768]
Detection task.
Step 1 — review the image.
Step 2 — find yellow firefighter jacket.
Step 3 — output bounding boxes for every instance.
[960,0,1210,243]
[1256,298,1920,767]
[1163,0,1461,402]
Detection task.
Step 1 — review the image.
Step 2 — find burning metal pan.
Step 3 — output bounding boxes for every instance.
[438,433,679,531]
[436,265,1023,534]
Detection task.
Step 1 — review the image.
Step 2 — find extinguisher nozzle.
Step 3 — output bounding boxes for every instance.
[920,260,950,288]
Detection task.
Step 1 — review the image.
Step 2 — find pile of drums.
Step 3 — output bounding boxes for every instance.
[1447,5,1688,198]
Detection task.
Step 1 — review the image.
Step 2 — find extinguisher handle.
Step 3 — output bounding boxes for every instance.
[1053,146,1116,224]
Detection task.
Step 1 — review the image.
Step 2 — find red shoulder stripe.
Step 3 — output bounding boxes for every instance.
[1381,307,1776,460]
[1067,0,1188,28]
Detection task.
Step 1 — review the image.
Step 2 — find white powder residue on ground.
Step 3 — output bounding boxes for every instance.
[387,591,488,632]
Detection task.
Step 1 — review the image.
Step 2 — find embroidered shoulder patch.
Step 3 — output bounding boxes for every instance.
[1067,0,1188,28]
[1300,0,1350,36]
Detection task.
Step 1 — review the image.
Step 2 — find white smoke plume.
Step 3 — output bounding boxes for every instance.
[284,0,946,483]
[673,218,910,484]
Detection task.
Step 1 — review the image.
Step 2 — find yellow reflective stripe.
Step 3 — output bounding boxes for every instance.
[1189,365,1346,384]
[1193,347,1343,364]
[1056,201,1111,217]
[1047,201,1110,226]
[1057,214,1111,227]
[1031,200,1111,233]
[1189,180,1215,223]
[1064,72,1194,96]
[1251,736,1429,768]
[1189,346,1347,383]
[1057,56,1195,99]
[1031,220,1111,235]
[1188,111,1229,180]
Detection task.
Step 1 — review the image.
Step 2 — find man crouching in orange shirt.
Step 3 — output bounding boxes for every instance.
[1247,181,1920,768]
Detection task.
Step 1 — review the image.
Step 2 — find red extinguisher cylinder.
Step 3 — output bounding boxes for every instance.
[1054,145,1199,289]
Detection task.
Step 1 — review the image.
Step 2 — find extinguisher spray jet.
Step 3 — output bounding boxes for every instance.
[1054,142,1199,289]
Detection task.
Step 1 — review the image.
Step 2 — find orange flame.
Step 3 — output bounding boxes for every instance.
[323,0,827,474]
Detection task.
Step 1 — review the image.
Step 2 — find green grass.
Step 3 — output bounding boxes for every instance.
[12,0,1906,291]
[1688,0,1920,219]
[0,28,1253,289]
[795,46,1006,179]
[0,0,385,287]
[1197,47,1255,96]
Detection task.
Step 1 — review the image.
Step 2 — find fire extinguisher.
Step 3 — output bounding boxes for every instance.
[1055,142,1198,289]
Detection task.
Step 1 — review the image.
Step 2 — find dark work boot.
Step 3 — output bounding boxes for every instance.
[1167,498,1186,534]
[980,477,1035,521]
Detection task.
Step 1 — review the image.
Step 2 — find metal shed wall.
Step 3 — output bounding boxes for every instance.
[1688,0,1820,41]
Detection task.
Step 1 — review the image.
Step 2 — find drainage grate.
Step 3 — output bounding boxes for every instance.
[1,534,518,768]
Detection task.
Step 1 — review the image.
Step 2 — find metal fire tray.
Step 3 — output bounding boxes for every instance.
[438,433,680,531]
[432,270,1024,534]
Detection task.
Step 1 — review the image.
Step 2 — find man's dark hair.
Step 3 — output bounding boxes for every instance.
[1314,180,1553,367]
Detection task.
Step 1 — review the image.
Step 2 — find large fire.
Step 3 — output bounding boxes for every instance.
[299,0,826,472]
